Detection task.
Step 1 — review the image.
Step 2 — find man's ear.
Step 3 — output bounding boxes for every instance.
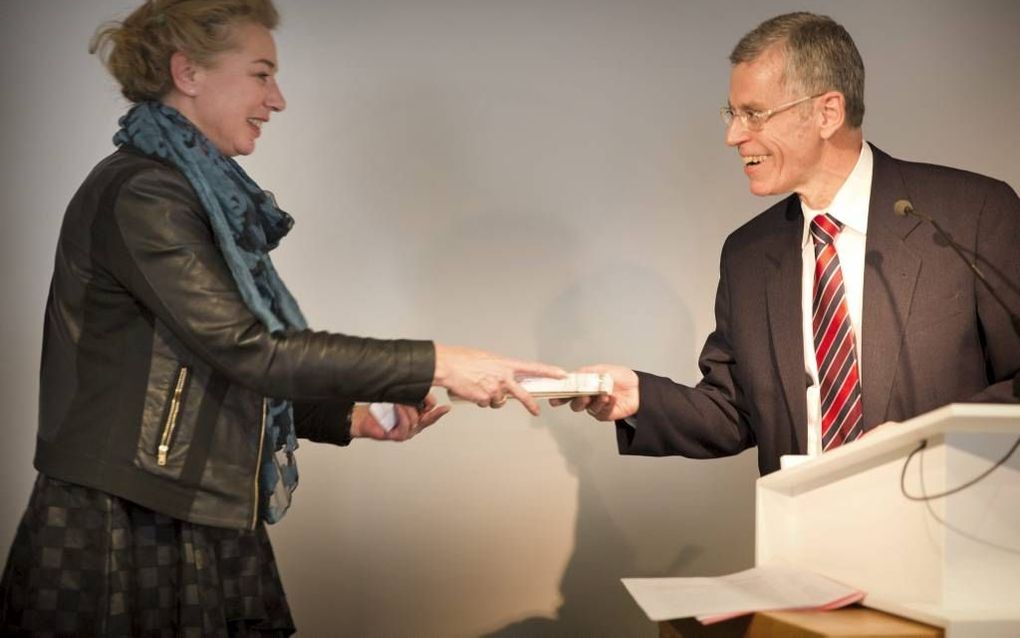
[169,51,202,97]
[817,91,847,140]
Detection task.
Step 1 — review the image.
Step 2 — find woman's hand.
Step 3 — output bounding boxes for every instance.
[351,393,450,441]
[433,344,566,416]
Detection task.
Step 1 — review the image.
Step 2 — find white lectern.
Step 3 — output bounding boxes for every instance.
[756,403,1020,637]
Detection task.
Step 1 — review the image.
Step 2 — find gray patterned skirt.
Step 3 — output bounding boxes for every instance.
[0,474,294,637]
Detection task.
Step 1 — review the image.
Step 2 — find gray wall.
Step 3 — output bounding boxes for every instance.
[2,1,1017,635]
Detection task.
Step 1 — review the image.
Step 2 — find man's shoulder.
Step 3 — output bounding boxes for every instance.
[872,144,1018,227]
[723,195,799,250]
[874,144,1011,195]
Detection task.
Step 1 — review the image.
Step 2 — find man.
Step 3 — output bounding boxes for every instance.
[554,12,1020,475]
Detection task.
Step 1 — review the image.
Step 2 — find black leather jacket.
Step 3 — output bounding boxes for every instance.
[35,147,435,529]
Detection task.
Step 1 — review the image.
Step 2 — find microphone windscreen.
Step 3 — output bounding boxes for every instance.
[893,199,913,217]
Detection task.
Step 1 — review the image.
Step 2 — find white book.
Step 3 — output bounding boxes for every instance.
[517,372,613,399]
[448,372,613,403]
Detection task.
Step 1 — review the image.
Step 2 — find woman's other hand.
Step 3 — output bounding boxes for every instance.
[351,393,450,441]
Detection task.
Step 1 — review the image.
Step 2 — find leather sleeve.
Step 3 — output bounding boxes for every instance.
[294,400,354,446]
[98,164,435,405]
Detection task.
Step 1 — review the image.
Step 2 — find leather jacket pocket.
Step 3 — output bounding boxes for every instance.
[157,365,190,466]
[135,360,196,478]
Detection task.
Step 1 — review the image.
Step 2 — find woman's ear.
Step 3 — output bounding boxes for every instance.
[169,51,201,97]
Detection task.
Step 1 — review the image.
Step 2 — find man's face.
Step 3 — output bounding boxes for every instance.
[725,47,822,199]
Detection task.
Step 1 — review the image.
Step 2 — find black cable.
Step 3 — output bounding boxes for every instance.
[899,435,1020,501]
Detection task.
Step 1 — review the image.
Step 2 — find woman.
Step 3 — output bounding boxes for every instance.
[0,0,561,635]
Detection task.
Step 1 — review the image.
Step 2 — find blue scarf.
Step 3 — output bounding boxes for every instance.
[114,102,302,524]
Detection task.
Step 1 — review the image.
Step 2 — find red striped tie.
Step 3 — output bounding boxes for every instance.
[811,214,864,450]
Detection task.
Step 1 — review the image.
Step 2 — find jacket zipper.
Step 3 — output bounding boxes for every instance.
[251,397,268,529]
[157,366,190,466]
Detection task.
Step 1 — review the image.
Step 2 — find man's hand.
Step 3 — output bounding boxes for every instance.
[549,365,640,421]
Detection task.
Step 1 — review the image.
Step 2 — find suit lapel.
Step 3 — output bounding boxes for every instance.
[765,198,808,452]
[861,145,922,429]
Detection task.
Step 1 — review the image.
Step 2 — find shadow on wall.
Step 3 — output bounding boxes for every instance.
[483,264,702,637]
[330,76,754,636]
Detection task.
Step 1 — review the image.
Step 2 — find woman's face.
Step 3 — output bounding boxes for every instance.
[181,22,286,156]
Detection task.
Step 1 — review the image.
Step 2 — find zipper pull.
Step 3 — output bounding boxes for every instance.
[158,444,169,466]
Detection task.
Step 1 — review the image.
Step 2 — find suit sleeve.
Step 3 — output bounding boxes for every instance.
[616,244,756,458]
[99,166,435,405]
[968,179,1020,403]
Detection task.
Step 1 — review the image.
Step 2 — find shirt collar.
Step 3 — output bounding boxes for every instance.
[801,141,873,247]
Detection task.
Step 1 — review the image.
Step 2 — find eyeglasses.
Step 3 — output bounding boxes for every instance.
[720,93,823,131]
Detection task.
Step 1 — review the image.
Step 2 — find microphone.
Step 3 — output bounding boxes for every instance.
[894,199,1020,398]
[892,199,913,218]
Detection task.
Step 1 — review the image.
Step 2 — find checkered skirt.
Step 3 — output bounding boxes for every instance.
[0,474,295,637]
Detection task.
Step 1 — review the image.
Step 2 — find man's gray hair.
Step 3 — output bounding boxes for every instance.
[730,12,865,128]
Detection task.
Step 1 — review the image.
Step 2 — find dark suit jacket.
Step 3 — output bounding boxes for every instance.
[618,144,1020,475]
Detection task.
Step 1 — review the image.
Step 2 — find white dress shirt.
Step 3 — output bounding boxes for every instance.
[799,142,873,456]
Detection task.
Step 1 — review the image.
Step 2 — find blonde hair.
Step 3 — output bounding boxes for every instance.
[90,0,280,103]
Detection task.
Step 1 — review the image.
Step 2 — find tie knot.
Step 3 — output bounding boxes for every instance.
[810,213,843,245]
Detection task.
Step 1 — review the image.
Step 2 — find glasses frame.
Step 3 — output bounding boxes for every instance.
[720,93,825,131]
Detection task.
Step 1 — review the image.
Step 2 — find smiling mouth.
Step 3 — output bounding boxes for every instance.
[247,118,264,131]
[743,155,768,166]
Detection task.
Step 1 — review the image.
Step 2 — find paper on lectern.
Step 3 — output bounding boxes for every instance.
[621,565,864,624]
